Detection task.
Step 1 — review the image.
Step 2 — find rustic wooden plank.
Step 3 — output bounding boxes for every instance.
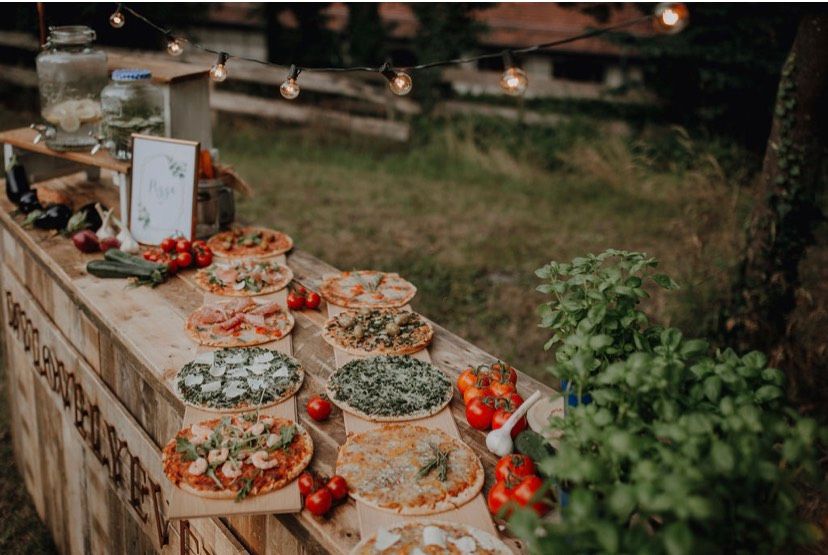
[107,52,209,85]
[0,128,130,173]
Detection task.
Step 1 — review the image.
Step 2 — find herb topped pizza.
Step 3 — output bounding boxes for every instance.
[176,348,304,412]
[162,414,313,501]
[186,297,294,348]
[336,424,484,515]
[207,227,294,259]
[194,259,293,296]
[323,308,433,356]
[319,271,417,308]
[350,521,511,555]
[326,356,451,421]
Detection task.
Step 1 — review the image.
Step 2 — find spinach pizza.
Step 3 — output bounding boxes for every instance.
[326,356,452,421]
[323,308,433,356]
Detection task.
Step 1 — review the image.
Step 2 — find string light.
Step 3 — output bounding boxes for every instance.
[210,52,229,82]
[166,35,184,57]
[280,65,301,99]
[109,5,125,28]
[653,3,689,34]
[499,52,528,96]
[381,61,413,96]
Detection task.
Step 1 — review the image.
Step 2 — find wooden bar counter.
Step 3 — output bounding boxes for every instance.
[0,176,554,554]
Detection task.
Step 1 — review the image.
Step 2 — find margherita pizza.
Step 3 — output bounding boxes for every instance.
[186,297,294,348]
[326,356,451,421]
[319,271,417,308]
[176,348,304,412]
[350,521,511,555]
[336,424,484,515]
[162,415,313,501]
[194,259,293,296]
[323,308,433,356]
[207,227,293,259]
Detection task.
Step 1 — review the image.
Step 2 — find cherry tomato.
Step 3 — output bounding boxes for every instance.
[143,250,156,261]
[195,250,213,268]
[487,480,516,517]
[305,487,332,516]
[512,475,551,516]
[465,396,496,430]
[325,475,349,501]
[298,472,317,496]
[463,383,492,405]
[175,238,192,254]
[160,237,176,253]
[495,454,536,482]
[505,392,524,408]
[287,292,306,310]
[490,381,516,398]
[176,251,193,269]
[192,239,207,250]
[458,366,489,394]
[294,284,307,296]
[490,362,517,385]
[305,292,321,310]
[491,410,527,438]
[306,395,332,421]
[165,258,178,275]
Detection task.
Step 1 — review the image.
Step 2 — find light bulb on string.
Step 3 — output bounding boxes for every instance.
[279,65,301,100]
[109,5,125,28]
[499,51,528,96]
[210,52,229,82]
[380,61,413,96]
[653,3,689,34]
[166,35,184,57]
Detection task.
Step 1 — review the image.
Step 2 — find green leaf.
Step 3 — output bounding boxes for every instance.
[652,273,679,290]
[593,520,619,553]
[755,385,783,403]
[711,440,735,473]
[703,376,722,402]
[663,522,693,555]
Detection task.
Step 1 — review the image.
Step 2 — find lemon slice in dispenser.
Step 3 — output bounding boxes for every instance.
[59,113,81,132]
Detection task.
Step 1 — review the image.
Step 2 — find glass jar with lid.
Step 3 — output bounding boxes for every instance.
[101,69,165,160]
[35,25,108,151]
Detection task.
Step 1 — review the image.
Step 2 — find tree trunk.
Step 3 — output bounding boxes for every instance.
[723,15,828,355]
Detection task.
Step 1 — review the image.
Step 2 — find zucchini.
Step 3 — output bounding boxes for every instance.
[86,259,167,286]
[104,248,164,271]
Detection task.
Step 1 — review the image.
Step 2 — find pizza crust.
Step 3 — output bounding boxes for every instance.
[349,521,512,555]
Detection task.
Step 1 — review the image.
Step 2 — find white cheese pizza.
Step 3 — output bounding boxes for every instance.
[350,521,511,554]
[319,271,417,308]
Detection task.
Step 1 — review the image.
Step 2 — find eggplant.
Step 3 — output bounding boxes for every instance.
[65,202,105,233]
[18,189,42,214]
[5,156,30,205]
[33,203,72,230]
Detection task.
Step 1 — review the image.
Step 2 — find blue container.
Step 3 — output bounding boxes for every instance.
[560,379,592,407]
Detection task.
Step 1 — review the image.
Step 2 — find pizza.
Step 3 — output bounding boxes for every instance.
[323,308,433,356]
[176,348,304,412]
[350,521,511,555]
[162,414,312,501]
[186,297,294,348]
[194,259,293,296]
[326,356,452,421]
[336,424,484,515]
[319,271,417,308]
[207,227,293,259]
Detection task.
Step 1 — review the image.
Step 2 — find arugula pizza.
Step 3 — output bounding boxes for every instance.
[319,271,417,308]
[326,356,451,421]
[323,308,433,356]
[162,414,313,501]
[207,227,293,259]
[186,297,294,348]
[194,259,293,297]
[176,348,304,412]
[336,424,484,515]
[351,521,511,555]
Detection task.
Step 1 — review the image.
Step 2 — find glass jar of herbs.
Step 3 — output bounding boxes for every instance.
[100,69,165,160]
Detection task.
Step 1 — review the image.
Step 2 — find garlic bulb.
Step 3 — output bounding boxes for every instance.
[112,214,139,254]
[95,204,116,241]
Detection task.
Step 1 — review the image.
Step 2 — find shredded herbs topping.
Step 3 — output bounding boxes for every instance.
[175,437,199,461]
[417,445,451,482]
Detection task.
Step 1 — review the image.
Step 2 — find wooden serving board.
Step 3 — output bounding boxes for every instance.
[168,254,303,519]
[325,301,499,539]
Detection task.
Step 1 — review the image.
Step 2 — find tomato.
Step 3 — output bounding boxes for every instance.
[486,480,516,517]
[489,381,516,398]
[165,258,178,275]
[465,396,496,430]
[294,284,307,296]
[490,362,517,385]
[457,366,489,394]
[305,292,321,310]
[495,454,536,482]
[195,250,213,268]
[175,251,193,269]
[192,240,207,250]
[491,410,527,438]
[463,383,492,405]
[325,475,348,501]
[298,472,317,496]
[287,292,306,310]
[175,239,192,254]
[160,237,176,253]
[512,475,551,516]
[143,250,157,261]
[504,392,524,408]
[306,395,331,421]
[305,487,332,516]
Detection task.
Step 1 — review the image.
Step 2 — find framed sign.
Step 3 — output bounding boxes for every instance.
[129,134,199,245]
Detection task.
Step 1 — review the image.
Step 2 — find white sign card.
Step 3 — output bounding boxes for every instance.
[129,134,199,245]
